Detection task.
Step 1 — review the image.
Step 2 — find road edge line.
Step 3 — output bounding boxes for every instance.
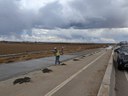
[97,50,115,96]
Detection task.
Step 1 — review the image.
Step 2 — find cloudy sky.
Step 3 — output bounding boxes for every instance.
[0,0,128,43]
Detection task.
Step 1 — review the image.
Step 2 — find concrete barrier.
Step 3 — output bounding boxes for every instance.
[97,50,115,96]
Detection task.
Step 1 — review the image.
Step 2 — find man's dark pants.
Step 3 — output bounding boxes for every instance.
[55,56,60,65]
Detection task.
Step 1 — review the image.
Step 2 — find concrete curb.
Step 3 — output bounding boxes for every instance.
[97,50,115,96]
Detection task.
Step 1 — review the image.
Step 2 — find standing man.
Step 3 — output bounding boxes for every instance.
[54,47,60,65]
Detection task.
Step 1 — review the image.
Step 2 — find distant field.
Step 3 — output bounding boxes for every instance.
[0,42,108,63]
[0,42,108,55]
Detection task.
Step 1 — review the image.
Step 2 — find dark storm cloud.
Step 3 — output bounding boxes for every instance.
[0,0,36,36]
[0,0,128,37]
[36,1,67,29]
[67,0,128,29]
[34,0,128,29]
[32,0,128,29]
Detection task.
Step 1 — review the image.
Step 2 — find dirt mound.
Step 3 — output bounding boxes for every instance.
[13,77,31,85]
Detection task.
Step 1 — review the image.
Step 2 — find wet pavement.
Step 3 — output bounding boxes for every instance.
[0,48,102,81]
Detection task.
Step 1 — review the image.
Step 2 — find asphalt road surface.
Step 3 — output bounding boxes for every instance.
[115,64,128,96]
[0,49,112,96]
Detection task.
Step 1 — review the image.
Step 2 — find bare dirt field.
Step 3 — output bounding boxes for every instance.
[0,41,108,64]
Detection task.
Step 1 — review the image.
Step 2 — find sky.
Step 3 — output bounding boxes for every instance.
[0,0,128,43]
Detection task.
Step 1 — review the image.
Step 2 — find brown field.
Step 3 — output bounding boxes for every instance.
[0,42,108,64]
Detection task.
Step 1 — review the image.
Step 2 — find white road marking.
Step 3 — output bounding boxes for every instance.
[124,71,128,81]
[45,52,106,96]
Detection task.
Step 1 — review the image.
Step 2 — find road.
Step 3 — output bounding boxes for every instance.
[0,48,102,81]
[0,49,112,96]
[115,64,128,96]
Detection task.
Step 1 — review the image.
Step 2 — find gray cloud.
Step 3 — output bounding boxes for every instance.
[0,0,36,36]
[67,0,128,28]
[0,0,128,42]
[29,0,128,29]
[1,0,128,30]
[37,1,65,28]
